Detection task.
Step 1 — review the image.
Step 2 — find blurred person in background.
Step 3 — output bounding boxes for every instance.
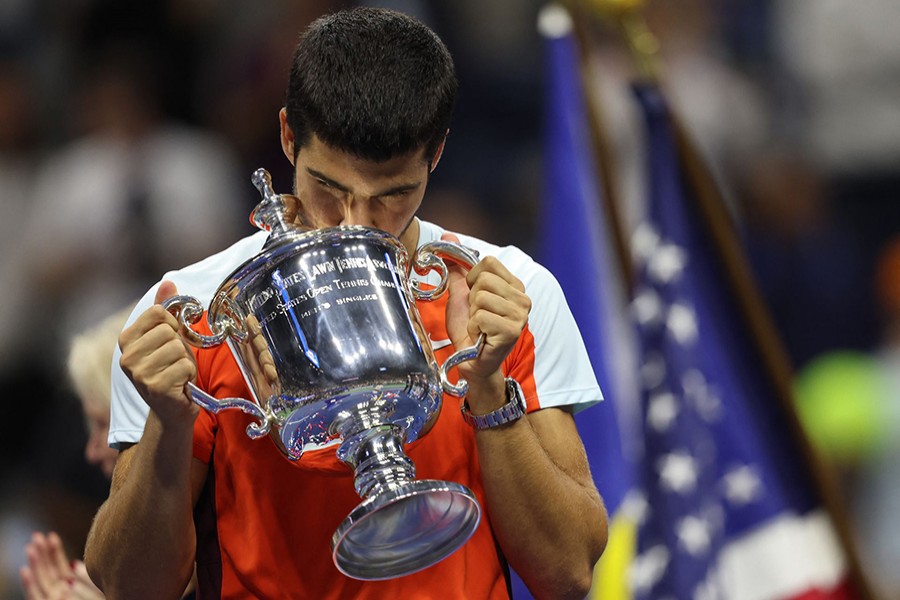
[19,307,130,600]
[19,306,199,599]
[792,238,900,599]
[196,0,345,194]
[738,150,872,368]
[850,238,900,598]
[772,0,900,353]
[0,53,54,478]
[23,40,247,364]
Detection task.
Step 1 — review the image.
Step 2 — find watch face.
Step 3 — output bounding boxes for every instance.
[507,378,527,415]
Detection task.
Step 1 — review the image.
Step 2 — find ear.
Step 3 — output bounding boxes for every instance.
[429,130,449,173]
[279,108,295,166]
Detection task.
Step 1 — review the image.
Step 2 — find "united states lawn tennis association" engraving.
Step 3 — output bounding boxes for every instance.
[252,254,401,326]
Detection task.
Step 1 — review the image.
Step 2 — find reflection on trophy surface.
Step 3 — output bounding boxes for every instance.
[163,168,483,580]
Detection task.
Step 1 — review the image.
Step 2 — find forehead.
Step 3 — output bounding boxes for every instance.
[80,396,110,422]
[298,135,430,181]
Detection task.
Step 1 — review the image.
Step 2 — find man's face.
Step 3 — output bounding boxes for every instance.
[287,134,431,253]
[81,399,118,479]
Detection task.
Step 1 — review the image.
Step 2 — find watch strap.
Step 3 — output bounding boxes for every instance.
[461,377,527,430]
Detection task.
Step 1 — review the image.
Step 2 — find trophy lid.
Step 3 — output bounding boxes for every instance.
[249,168,309,241]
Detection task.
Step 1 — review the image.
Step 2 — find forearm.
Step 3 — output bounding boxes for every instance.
[469,382,607,599]
[85,414,197,600]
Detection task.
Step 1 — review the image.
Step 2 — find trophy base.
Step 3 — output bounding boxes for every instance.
[331,479,481,580]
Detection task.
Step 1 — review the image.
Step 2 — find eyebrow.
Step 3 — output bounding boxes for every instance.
[306,168,422,197]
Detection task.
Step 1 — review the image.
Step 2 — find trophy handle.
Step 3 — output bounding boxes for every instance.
[162,295,271,438]
[163,295,236,348]
[410,240,480,300]
[411,241,485,397]
[185,382,271,439]
[438,333,486,397]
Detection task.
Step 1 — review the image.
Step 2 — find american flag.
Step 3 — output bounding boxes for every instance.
[625,83,852,600]
[529,5,857,599]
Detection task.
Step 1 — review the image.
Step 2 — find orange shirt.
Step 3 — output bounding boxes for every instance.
[190,292,538,599]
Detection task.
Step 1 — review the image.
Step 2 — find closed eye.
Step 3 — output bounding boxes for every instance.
[315,177,340,191]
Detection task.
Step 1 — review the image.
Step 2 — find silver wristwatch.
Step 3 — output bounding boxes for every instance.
[460,377,527,430]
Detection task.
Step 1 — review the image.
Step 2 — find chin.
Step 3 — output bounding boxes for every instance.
[101,459,117,480]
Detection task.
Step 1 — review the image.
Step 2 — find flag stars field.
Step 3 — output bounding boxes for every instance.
[640,351,668,389]
[656,451,700,494]
[647,242,688,285]
[647,391,680,432]
[666,302,699,345]
[721,464,765,506]
[631,286,666,328]
[682,369,723,422]
[629,545,670,593]
[676,515,714,556]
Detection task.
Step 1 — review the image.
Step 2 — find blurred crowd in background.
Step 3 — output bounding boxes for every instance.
[1,0,898,597]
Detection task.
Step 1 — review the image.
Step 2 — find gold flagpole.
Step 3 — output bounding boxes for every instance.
[570,2,878,598]
[558,0,637,291]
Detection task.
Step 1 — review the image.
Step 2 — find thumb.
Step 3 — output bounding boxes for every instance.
[440,232,471,347]
[154,280,178,305]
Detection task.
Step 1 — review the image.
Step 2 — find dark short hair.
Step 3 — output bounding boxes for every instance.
[285,7,457,163]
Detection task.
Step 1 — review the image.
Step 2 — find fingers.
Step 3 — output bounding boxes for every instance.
[121,325,197,396]
[19,565,38,600]
[46,532,71,583]
[437,233,532,379]
[466,255,526,293]
[119,282,199,421]
[454,254,531,342]
[22,532,75,599]
[70,561,105,600]
[154,280,179,305]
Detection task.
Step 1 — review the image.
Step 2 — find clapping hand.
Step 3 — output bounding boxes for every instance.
[20,532,105,600]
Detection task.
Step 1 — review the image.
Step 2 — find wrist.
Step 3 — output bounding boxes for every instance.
[461,376,527,430]
[145,409,196,444]
[460,372,506,415]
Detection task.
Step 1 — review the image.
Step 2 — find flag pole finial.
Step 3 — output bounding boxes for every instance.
[575,0,661,82]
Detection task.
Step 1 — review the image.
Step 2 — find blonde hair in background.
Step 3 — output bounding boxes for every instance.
[66,305,134,413]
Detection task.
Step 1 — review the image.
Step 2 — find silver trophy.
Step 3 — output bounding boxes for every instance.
[163,169,483,580]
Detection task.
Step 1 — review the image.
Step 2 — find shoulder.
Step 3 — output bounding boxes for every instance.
[125,231,269,326]
[419,220,564,305]
[416,219,560,292]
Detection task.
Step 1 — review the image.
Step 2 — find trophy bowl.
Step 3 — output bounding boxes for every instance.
[163,169,483,580]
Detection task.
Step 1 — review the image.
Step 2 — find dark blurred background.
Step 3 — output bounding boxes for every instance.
[2,0,899,597]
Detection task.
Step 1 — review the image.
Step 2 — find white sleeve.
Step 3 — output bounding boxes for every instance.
[447,224,604,414]
[108,286,158,449]
[107,231,269,449]
[524,261,604,414]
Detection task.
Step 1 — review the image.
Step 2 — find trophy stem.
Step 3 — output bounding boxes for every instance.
[340,426,416,499]
[331,420,482,581]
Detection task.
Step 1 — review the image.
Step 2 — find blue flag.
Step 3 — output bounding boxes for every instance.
[538,1,633,523]
[517,5,638,600]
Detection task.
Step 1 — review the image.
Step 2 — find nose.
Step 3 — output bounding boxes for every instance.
[85,429,106,465]
[339,197,378,229]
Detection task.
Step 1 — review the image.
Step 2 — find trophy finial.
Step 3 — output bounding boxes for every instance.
[249,168,289,236]
[252,168,277,201]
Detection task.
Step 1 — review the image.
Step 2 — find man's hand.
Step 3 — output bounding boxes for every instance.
[441,233,531,406]
[118,281,198,425]
[20,532,105,600]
